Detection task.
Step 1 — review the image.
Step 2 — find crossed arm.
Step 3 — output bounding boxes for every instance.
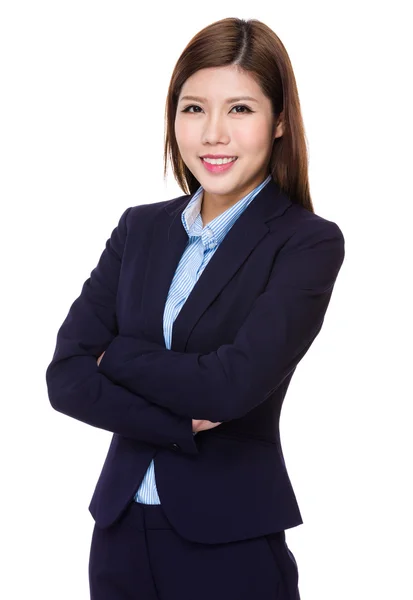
[46,205,344,446]
[95,351,220,435]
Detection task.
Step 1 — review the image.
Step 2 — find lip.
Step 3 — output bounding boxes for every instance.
[200,157,238,174]
[200,154,238,159]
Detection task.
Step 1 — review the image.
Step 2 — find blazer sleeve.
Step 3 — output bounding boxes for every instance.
[45,207,199,455]
[98,220,345,423]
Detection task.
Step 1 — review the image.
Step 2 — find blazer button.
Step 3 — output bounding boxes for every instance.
[170,442,181,451]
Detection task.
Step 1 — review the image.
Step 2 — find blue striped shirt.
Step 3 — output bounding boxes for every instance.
[134,174,272,504]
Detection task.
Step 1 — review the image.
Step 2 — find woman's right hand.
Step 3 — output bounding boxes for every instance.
[192,419,222,433]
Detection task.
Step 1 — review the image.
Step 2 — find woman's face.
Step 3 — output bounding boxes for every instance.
[175,65,283,207]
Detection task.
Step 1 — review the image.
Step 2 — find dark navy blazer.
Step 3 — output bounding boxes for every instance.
[45,177,345,544]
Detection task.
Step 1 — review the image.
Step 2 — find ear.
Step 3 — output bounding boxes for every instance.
[274,112,284,139]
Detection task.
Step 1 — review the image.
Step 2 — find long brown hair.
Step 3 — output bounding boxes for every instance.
[163,17,313,212]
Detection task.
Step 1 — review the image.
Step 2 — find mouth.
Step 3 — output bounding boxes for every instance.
[200,156,238,174]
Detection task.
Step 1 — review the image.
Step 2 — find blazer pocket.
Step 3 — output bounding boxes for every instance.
[206,430,277,447]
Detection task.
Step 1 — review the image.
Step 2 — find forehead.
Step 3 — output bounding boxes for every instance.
[179,66,263,99]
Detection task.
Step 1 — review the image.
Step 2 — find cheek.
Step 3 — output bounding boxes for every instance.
[239,125,273,153]
[175,119,198,149]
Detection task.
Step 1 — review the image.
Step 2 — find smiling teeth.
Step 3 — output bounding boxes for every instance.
[203,157,237,165]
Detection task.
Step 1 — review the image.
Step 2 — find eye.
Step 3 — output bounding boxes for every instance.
[181,105,203,113]
[231,105,253,114]
[181,104,253,114]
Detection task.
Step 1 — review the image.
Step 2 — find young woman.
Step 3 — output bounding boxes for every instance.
[46,17,345,600]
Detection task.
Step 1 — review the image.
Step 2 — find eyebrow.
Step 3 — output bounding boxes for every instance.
[179,95,259,104]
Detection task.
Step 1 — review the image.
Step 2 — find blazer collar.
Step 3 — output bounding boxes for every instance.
[140,177,292,351]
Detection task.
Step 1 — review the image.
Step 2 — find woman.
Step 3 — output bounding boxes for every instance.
[46,17,345,600]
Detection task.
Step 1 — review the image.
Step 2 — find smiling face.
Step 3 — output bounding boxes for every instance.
[175,65,284,215]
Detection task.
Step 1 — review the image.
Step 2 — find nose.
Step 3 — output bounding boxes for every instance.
[201,114,230,146]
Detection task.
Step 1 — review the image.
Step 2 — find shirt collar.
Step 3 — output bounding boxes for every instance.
[181,174,272,250]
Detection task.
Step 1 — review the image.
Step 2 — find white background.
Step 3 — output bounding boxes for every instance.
[1,1,412,598]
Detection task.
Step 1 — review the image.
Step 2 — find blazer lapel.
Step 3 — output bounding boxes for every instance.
[140,178,292,352]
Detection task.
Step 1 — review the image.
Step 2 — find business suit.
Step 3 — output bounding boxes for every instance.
[46,176,345,598]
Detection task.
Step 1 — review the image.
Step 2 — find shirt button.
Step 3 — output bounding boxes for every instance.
[170,442,181,451]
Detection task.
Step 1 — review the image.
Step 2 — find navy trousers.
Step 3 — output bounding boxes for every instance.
[89,501,300,599]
